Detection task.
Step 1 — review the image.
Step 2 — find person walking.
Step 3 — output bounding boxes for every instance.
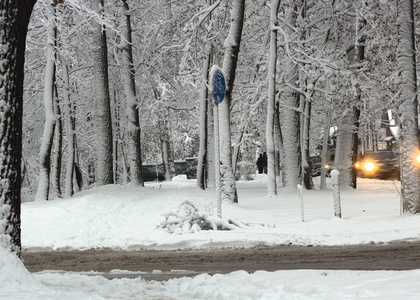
[256,154,264,174]
[262,152,268,174]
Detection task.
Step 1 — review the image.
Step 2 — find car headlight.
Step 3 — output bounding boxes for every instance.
[364,162,375,171]
[354,162,360,169]
[324,164,330,169]
[417,153,420,163]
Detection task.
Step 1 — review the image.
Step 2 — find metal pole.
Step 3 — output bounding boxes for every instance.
[214,103,222,218]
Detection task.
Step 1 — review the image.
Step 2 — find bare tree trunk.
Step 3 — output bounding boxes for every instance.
[0,0,36,257]
[280,1,302,190]
[35,3,57,201]
[197,49,211,190]
[320,102,331,190]
[397,0,420,213]
[52,84,63,197]
[63,61,76,197]
[120,0,143,186]
[91,0,114,186]
[266,0,281,196]
[219,0,245,204]
[301,95,312,190]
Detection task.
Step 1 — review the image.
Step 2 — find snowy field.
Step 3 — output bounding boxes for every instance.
[4,175,420,299]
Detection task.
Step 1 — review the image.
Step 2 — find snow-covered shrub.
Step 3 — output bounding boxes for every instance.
[159,201,248,234]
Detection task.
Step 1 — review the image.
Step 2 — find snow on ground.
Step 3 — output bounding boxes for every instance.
[3,175,420,299]
[21,175,414,250]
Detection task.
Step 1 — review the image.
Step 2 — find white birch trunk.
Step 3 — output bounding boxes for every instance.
[397,0,420,213]
[219,0,245,203]
[35,4,57,201]
[121,0,143,186]
[266,0,281,196]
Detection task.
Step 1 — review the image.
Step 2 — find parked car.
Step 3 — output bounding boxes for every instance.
[186,157,198,179]
[355,151,400,180]
[142,165,165,182]
[310,155,331,177]
[309,155,322,176]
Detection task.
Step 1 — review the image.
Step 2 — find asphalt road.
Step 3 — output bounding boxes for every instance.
[22,241,420,281]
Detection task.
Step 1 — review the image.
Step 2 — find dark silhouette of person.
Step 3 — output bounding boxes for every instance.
[262,152,268,174]
[256,154,264,174]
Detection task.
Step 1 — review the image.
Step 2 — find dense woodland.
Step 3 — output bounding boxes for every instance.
[2,0,420,256]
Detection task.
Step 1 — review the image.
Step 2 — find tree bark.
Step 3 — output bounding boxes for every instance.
[0,0,36,257]
[120,0,143,187]
[266,0,281,196]
[63,61,76,197]
[397,0,420,213]
[219,0,245,204]
[197,49,211,190]
[52,83,63,197]
[35,3,58,201]
[91,0,114,186]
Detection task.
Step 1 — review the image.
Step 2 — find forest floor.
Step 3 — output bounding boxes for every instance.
[23,241,420,281]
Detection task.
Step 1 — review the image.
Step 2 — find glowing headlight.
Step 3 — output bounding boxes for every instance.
[355,162,360,169]
[417,154,420,163]
[324,164,330,169]
[364,162,375,171]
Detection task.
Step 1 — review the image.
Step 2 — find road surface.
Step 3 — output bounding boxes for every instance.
[23,241,420,281]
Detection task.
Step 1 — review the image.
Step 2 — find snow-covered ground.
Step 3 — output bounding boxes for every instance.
[3,175,420,299]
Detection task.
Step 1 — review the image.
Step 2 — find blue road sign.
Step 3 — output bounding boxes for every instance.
[211,68,226,104]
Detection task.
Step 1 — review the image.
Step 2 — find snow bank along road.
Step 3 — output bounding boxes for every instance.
[23,242,420,281]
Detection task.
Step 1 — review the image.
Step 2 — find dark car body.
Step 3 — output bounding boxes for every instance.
[186,157,198,179]
[356,151,400,180]
[142,165,165,182]
[309,155,322,176]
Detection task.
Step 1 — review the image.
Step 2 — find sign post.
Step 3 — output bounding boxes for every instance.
[210,65,225,219]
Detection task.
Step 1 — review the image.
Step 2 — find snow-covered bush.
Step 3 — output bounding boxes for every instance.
[159,201,248,234]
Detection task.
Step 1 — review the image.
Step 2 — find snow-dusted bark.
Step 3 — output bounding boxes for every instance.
[52,84,63,197]
[266,0,281,196]
[120,0,143,187]
[0,0,36,257]
[91,0,114,186]
[280,2,301,190]
[197,49,211,190]
[274,101,284,186]
[280,83,301,189]
[397,0,420,213]
[219,0,245,204]
[334,109,360,188]
[301,94,312,190]
[35,4,57,201]
[320,103,331,190]
[63,61,76,197]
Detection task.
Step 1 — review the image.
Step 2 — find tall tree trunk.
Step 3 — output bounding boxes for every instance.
[121,0,143,187]
[266,0,281,196]
[320,101,331,190]
[91,0,114,186]
[280,1,302,190]
[63,61,76,197]
[35,3,58,201]
[0,0,36,257]
[274,101,284,186]
[219,0,245,204]
[301,95,312,190]
[197,48,211,190]
[397,0,420,213]
[52,84,63,197]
